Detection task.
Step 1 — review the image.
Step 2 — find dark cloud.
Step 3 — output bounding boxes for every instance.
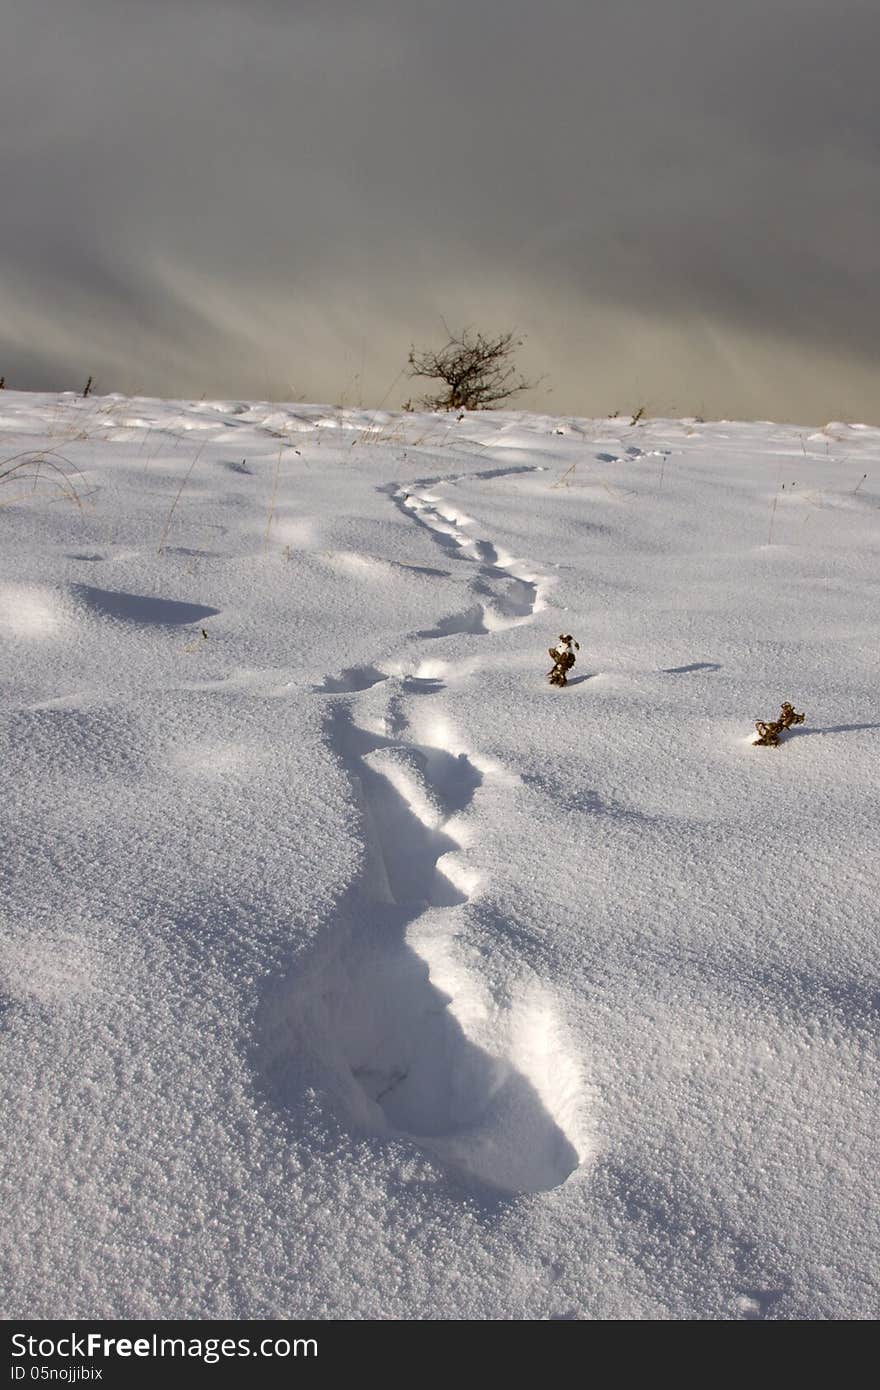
[1,1,878,420]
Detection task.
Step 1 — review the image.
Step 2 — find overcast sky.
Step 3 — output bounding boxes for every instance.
[1,1,878,421]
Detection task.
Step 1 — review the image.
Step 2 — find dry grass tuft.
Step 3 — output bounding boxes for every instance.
[0,450,87,509]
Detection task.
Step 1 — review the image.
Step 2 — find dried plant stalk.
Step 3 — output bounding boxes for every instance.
[547,634,580,687]
[753,702,806,747]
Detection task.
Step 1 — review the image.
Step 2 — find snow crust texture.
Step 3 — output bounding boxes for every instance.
[1,393,878,1319]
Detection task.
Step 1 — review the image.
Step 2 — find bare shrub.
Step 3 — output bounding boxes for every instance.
[406,328,535,412]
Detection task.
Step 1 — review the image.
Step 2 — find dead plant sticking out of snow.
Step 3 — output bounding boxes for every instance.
[547,634,580,687]
[0,450,86,510]
[753,702,806,747]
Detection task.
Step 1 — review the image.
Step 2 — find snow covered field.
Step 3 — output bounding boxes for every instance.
[1,391,877,1320]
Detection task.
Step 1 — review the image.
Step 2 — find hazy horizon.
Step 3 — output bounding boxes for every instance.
[2,1,878,424]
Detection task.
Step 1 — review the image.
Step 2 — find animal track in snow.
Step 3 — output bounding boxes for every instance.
[265,700,582,1194]
[387,477,547,638]
[315,662,449,696]
[416,606,488,640]
[262,467,583,1195]
[314,663,389,694]
[596,447,670,464]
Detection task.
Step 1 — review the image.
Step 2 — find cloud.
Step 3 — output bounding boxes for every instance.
[1,1,878,421]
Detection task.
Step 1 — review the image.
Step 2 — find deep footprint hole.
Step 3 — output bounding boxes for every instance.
[263,919,583,1197]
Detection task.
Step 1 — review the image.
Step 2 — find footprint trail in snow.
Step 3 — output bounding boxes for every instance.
[390,477,546,635]
[268,471,584,1195]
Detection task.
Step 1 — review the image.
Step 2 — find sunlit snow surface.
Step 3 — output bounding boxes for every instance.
[1,391,878,1318]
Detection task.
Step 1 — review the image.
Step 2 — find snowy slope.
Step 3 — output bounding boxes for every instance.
[1,391,878,1320]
